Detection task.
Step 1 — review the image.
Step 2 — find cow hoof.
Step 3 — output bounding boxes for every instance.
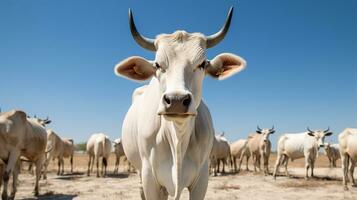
[33,191,39,196]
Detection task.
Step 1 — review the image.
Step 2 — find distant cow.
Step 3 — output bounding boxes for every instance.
[324,143,340,168]
[113,138,124,173]
[230,139,250,172]
[338,128,357,190]
[210,133,231,176]
[0,110,50,199]
[273,127,332,180]
[44,129,74,179]
[246,126,275,175]
[86,133,112,177]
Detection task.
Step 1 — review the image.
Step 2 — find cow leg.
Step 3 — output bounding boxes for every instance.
[34,156,45,196]
[341,154,349,190]
[222,159,225,173]
[310,159,315,178]
[9,160,20,200]
[70,154,73,173]
[103,157,108,177]
[2,150,20,200]
[87,155,92,176]
[114,156,119,174]
[141,165,166,200]
[189,161,209,200]
[273,154,283,179]
[245,154,250,171]
[96,155,100,178]
[283,155,290,177]
[233,157,237,172]
[349,159,356,186]
[304,156,310,180]
[61,157,64,175]
[57,157,61,175]
[217,159,220,173]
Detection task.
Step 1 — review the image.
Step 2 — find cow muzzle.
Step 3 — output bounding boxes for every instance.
[158,92,195,117]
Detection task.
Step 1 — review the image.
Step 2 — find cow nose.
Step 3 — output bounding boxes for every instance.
[163,93,191,114]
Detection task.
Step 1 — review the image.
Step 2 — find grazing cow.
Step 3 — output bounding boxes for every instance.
[115,7,246,200]
[86,133,112,177]
[230,139,250,172]
[44,129,74,179]
[0,110,50,199]
[338,128,357,190]
[210,133,231,176]
[246,126,275,175]
[324,143,340,168]
[273,127,333,180]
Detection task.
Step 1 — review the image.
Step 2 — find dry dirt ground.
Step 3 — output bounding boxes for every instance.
[11,153,357,200]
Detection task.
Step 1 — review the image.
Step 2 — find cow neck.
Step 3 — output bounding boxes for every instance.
[163,117,195,200]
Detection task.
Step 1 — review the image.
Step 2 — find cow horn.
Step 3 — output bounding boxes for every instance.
[324,127,330,133]
[129,9,156,51]
[257,126,262,131]
[206,6,234,48]
[270,125,275,131]
[307,127,314,133]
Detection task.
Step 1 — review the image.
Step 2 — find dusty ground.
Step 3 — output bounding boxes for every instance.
[12,153,357,200]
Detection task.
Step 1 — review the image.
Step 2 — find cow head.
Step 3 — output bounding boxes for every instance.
[306,127,333,148]
[115,7,246,121]
[33,115,52,127]
[0,110,27,136]
[256,126,275,142]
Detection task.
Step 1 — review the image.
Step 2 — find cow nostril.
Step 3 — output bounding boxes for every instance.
[163,95,171,105]
[182,95,191,107]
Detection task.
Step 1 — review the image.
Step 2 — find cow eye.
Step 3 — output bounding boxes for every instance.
[198,61,206,70]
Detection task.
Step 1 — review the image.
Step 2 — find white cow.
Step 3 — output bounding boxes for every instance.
[246,126,275,175]
[230,139,250,172]
[86,133,112,177]
[323,143,340,168]
[273,128,332,180]
[210,133,231,176]
[338,128,357,190]
[115,7,246,200]
[44,129,74,179]
[0,110,50,199]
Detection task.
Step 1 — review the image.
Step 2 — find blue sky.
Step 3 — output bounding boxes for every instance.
[0,0,356,149]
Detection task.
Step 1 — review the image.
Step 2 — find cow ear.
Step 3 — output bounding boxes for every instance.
[256,131,262,134]
[307,132,315,137]
[325,132,333,136]
[207,53,246,80]
[115,56,156,81]
[270,130,275,134]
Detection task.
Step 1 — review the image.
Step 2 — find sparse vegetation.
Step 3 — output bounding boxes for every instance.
[74,142,86,151]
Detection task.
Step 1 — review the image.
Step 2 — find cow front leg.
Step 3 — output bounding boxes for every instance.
[2,150,20,200]
[310,159,315,178]
[189,162,209,200]
[9,160,20,200]
[141,166,167,200]
[304,156,310,180]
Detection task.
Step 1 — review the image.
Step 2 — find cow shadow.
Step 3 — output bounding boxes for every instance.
[18,193,77,200]
[107,173,130,178]
[54,172,85,181]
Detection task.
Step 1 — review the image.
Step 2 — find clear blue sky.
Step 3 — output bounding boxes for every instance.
[0,0,356,149]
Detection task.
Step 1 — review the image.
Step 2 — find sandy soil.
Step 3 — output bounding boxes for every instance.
[11,153,357,200]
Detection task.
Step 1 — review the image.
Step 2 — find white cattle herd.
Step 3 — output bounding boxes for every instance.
[0,6,355,200]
